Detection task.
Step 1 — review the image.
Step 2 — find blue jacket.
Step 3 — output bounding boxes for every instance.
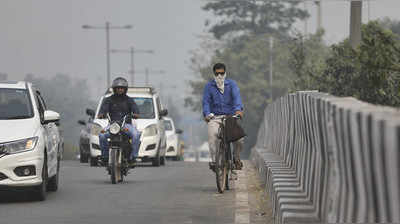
[202,79,243,117]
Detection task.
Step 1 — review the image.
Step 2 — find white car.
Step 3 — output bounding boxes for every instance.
[163,117,183,160]
[0,81,62,201]
[87,87,168,167]
[198,142,211,162]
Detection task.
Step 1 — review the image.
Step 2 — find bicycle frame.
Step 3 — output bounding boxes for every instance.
[214,115,239,193]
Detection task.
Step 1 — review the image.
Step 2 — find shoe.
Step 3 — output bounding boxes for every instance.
[128,158,137,168]
[209,162,216,172]
[234,159,243,170]
[98,157,108,167]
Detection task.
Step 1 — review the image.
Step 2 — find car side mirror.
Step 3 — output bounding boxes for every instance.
[43,110,60,124]
[78,120,86,126]
[176,129,183,134]
[159,109,168,117]
[86,108,95,118]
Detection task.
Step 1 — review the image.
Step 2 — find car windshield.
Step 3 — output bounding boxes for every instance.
[164,120,173,131]
[132,97,155,119]
[0,88,33,120]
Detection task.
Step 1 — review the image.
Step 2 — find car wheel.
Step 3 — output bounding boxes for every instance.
[89,156,97,167]
[47,159,60,192]
[160,155,166,166]
[152,151,161,167]
[33,155,47,201]
[80,151,85,163]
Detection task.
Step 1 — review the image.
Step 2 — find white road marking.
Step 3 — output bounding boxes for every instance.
[235,165,250,224]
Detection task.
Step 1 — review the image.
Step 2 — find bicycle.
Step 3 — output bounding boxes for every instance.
[214,114,241,193]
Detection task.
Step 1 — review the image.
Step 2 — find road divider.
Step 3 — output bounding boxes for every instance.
[251,91,400,223]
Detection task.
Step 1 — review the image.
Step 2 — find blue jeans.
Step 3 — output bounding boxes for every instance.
[99,123,141,160]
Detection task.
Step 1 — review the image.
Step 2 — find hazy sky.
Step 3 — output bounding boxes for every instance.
[1,0,400,102]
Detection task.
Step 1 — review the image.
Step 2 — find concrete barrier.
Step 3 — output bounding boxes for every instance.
[250,91,400,223]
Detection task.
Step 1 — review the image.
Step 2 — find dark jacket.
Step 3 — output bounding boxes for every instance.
[99,94,139,123]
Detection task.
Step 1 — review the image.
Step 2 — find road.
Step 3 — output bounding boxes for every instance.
[0,160,270,224]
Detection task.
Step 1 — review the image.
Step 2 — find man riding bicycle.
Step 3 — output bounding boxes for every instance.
[98,77,141,166]
[202,63,244,171]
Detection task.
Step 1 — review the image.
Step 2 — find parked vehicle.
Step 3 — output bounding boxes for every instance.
[87,87,168,167]
[198,142,211,162]
[163,117,183,160]
[0,81,63,201]
[77,109,94,163]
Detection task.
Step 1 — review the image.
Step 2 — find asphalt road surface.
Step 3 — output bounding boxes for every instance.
[0,160,270,224]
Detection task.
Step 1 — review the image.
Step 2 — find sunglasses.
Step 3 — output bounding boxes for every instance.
[214,71,225,76]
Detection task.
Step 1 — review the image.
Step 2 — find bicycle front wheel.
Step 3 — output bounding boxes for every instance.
[215,141,227,193]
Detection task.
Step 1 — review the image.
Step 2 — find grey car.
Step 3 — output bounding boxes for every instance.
[77,109,94,163]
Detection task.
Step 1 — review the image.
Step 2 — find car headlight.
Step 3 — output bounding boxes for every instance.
[109,123,121,135]
[91,123,103,136]
[143,124,158,137]
[1,137,39,154]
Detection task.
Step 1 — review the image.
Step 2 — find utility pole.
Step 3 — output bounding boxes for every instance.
[269,36,274,101]
[315,1,322,32]
[82,22,132,87]
[350,1,362,48]
[110,47,154,86]
[304,1,308,36]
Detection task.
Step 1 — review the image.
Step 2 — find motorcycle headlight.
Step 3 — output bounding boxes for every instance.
[91,123,103,136]
[143,124,158,137]
[2,137,39,154]
[109,123,121,135]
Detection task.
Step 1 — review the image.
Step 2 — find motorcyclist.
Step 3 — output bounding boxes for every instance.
[98,77,140,165]
[202,63,244,171]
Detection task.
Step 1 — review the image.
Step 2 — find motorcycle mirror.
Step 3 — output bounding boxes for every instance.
[78,120,86,126]
[86,108,95,118]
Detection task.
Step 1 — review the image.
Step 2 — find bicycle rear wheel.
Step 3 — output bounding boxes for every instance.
[215,141,227,193]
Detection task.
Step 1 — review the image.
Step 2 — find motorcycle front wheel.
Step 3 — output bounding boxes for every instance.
[110,148,123,184]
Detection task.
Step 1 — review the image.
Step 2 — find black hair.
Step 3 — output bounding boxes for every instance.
[213,63,226,72]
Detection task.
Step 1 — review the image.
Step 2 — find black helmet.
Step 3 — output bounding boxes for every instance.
[111,77,128,94]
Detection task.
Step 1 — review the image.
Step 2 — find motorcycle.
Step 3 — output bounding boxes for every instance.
[105,114,134,184]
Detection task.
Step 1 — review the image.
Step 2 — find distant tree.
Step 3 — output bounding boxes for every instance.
[288,30,330,91]
[380,17,400,37]
[186,34,295,154]
[24,74,96,159]
[203,0,309,39]
[289,21,400,107]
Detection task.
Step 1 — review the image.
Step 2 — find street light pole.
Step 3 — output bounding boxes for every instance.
[145,68,149,86]
[106,22,110,87]
[350,1,362,48]
[111,47,154,86]
[82,22,132,87]
[269,36,274,101]
[130,47,134,86]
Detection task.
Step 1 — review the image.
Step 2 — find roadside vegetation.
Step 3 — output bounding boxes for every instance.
[185,0,400,154]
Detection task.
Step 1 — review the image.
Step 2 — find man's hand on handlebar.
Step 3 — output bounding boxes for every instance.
[234,111,243,119]
[204,113,215,123]
[132,113,139,119]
